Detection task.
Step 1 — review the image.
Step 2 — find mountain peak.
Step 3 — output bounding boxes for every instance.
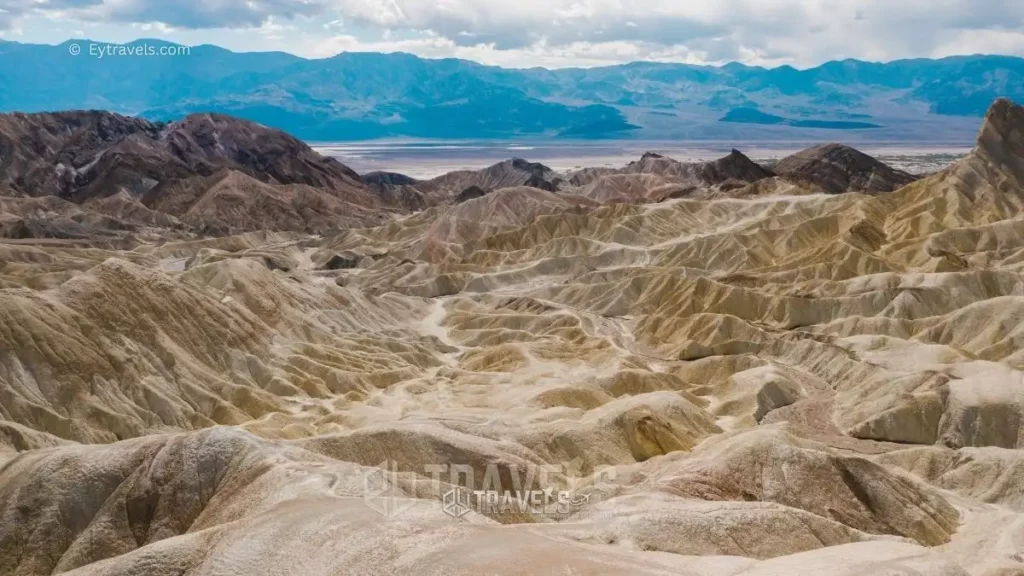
[975,98,1024,167]
[508,157,551,172]
[774,142,917,194]
[0,109,386,232]
[712,149,774,181]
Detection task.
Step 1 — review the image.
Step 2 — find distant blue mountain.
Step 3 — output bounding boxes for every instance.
[1,39,1021,141]
[720,107,882,129]
[720,108,788,125]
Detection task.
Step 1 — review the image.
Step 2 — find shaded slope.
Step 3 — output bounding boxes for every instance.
[6,99,1024,575]
[0,111,387,234]
[774,143,919,194]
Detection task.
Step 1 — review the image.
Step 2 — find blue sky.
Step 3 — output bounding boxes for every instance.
[1,1,1023,68]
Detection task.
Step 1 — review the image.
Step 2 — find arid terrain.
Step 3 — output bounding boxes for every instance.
[2,99,1024,575]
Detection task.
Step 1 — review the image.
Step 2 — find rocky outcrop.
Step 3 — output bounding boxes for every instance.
[473,158,562,191]
[971,97,1024,191]
[10,99,1024,576]
[160,113,371,195]
[454,185,487,203]
[362,171,420,190]
[0,111,388,235]
[397,158,565,204]
[568,149,774,192]
[628,149,775,185]
[774,143,919,194]
[0,111,160,199]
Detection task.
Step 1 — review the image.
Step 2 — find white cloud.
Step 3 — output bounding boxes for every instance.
[933,28,1024,58]
[132,21,175,34]
[304,33,712,68]
[4,0,1024,68]
[338,0,406,27]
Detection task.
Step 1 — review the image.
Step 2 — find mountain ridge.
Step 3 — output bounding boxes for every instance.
[5,99,1024,574]
[1,39,1021,141]
[0,110,392,236]
[0,104,941,239]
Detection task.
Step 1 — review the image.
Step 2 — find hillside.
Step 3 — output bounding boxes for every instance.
[0,110,390,236]
[3,99,1024,574]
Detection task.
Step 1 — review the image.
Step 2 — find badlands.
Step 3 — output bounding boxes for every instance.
[2,99,1024,575]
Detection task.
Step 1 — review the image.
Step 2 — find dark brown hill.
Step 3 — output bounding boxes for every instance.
[0,111,387,235]
[774,143,919,194]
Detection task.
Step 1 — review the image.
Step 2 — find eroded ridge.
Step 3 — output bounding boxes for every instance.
[3,100,1024,575]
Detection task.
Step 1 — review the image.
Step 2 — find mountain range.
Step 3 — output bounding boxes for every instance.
[0,103,930,240]
[1,38,1023,141]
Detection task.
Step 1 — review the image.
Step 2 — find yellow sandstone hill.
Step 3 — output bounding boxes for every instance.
[3,100,1024,575]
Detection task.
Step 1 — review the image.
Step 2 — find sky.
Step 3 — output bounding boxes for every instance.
[0,1,1023,68]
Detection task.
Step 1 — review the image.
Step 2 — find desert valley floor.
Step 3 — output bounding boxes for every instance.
[3,101,1024,575]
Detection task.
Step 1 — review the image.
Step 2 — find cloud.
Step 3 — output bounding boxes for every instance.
[0,0,101,31]
[304,33,713,68]
[95,0,330,29]
[4,0,1024,67]
[328,1,726,50]
[0,0,331,30]
[311,0,1024,66]
[322,0,1024,57]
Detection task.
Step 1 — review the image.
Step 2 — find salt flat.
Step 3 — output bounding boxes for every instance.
[316,140,970,179]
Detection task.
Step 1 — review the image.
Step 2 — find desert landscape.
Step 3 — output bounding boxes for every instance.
[2,98,1024,575]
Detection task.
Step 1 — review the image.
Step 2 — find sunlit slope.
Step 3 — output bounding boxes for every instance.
[3,100,1024,575]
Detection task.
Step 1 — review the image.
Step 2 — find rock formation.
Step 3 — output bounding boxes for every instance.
[3,99,1024,575]
[562,149,775,202]
[454,185,488,203]
[773,143,920,194]
[0,111,389,236]
[569,149,774,189]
